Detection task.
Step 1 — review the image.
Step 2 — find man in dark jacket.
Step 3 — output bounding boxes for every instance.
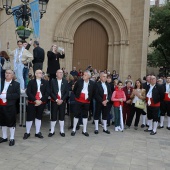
[0,69,20,146]
[32,41,45,74]
[71,70,95,137]
[23,69,50,140]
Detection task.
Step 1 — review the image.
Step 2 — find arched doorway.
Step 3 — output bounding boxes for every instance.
[73,19,108,71]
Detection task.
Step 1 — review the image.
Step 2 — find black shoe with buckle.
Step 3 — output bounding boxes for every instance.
[158,125,164,129]
[94,130,99,134]
[103,129,110,134]
[141,124,145,128]
[23,133,30,140]
[71,131,76,136]
[48,132,55,137]
[35,132,44,138]
[60,132,65,137]
[9,139,15,146]
[144,129,152,132]
[146,124,149,127]
[167,127,170,130]
[0,138,8,143]
[150,131,157,135]
[82,131,89,137]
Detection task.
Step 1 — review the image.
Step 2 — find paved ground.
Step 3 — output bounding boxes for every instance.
[0,115,170,170]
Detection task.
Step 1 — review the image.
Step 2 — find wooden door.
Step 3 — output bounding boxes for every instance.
[73,19,108,71]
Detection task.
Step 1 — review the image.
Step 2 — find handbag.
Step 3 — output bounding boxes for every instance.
[2,59,11,70]
[135,100,145,109]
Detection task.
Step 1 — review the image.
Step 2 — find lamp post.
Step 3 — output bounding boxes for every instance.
[2,0,49,39]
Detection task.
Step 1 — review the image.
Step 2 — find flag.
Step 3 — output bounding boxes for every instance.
[30,0,40,39]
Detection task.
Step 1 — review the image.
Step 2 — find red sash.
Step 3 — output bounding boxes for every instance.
[103,94,107,101]
[28,92,45,104]
[164,93,170,102]
[146,97,160,107]
[0,99,7,106]
[75,93,90,103]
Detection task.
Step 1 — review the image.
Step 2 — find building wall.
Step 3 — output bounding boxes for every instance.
[0,0,150,81]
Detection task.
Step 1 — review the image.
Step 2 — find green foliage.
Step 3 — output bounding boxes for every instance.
[148,2,170,73]
[16,26,33,33]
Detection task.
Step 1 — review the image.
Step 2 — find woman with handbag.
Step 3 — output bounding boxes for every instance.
[125,79,146,130]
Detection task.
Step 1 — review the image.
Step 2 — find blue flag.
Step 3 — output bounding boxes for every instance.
[30,0,40,39]
[12,5,23,27]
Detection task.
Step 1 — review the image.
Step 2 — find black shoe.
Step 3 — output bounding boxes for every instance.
[146,124,149,127]
[9,139,15,146]
[0,138,8,143]
[60,132,65,137]
[167,127,170,130]
[23,133,30,140]
[158,125,164,129]
[92,120,95,124]
[82,131,89,137]
[94,130,99,134]
[71,131,76,136]
[144,129,152,132]
[48,132,55,137]
[112,121,115,125]
[150,131,157,135]
[35,132,44,138]
[103,129,110,134]
[141,124,145,128]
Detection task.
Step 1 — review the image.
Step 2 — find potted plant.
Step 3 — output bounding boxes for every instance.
[16,26,33,39]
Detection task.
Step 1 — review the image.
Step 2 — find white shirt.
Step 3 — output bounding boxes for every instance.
[1,80,12,102]
[57,79,62,98]
[166,83,170,93]
[101,82,108,95]
[147,84,155,98]
[36,79,42,99]
[132,89,141,103]
[82,81,89,99]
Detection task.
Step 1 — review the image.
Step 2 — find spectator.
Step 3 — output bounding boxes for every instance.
[70,67,78,77]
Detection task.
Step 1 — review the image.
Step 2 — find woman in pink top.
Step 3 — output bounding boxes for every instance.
[111,81,126,131]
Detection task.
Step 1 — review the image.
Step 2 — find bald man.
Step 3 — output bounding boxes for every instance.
[23,69,50,140]
[0,70,20,146]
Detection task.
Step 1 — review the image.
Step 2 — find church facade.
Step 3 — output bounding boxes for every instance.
[0,0,150,81]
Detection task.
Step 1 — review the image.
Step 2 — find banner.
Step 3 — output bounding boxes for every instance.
[12,5,23,27]
[30,0,40,39]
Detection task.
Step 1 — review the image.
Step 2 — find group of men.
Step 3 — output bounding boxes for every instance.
[0,67,170,146]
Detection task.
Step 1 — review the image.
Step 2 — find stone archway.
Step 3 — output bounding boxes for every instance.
[53,0,129,77]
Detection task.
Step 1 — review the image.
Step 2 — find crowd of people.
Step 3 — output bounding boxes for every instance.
[0,40,170,147]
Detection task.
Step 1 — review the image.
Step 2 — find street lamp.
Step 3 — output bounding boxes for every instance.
[2,0,49,26]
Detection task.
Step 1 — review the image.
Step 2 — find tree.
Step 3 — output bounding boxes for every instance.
[148,2,170,76]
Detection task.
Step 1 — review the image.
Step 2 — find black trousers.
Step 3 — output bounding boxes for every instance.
[160,101,170,116]
[126,103,143,127]
[0,105,17,127]
[147,106,159,122]
[27,103,45,121]
[94,102,108,120]
[74,101,90,119]
[51,101,66,121]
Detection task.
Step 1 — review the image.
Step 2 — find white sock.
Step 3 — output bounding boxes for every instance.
[94,120,99,131]
[153,121,158,133]
[160,116,164,127]
[142,115,146,125]
[73,118,79,132]
[103,120,107,131]
[9,127,15,140]
[168,116,170,127]
[35,119,41,134]
[26,121,33,134]
[83,118,88,133]
[148,120,153,130]
[59,121,64,133]
[2,126,7,139]
[50,121,56,133]
[147,119,149,126]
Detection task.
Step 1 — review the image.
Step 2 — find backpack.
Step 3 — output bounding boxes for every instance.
[2,58,11,70]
